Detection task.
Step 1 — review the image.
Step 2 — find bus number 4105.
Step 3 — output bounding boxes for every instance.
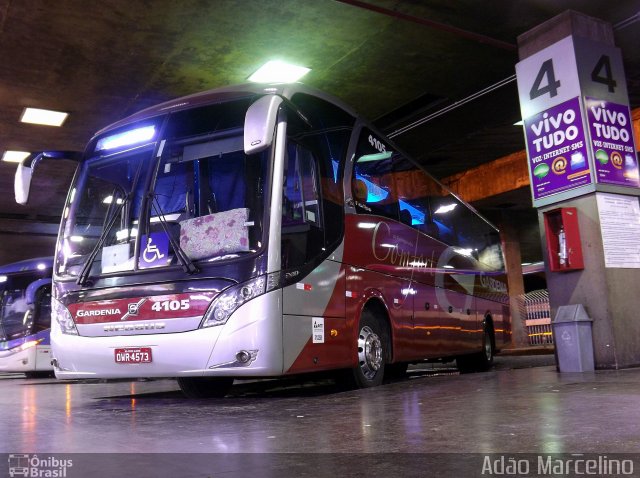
[151,299,190,312]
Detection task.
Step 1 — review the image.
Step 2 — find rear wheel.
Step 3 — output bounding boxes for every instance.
[177,377,234,398]
[457,323,495,373]
[340,309,388,388]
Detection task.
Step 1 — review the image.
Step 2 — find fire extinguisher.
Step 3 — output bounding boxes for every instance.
[558,225,568,267]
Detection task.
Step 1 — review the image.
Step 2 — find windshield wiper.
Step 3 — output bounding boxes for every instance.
[150,195,199,274]
[76,191,129,286]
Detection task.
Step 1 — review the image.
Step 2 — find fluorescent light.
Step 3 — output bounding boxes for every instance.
[434,204,457,214]
[357,151,392,163]
[248,60,310,83]
[96,125,155,151]
[2,151,30,162]
[36,263,47,270]
[454,248,474,257]
[21,108,68,127]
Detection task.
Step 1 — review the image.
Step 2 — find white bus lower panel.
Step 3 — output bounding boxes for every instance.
[0,346,46,373]
[52,290,284,379]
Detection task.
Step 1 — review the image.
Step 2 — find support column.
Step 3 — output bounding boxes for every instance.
[516,11,640,369]
[498,216,529,348]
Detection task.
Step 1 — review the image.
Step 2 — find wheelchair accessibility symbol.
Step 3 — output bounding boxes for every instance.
[139,232,169,268]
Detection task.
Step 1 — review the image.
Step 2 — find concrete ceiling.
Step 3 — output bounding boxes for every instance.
[1,0,639,264]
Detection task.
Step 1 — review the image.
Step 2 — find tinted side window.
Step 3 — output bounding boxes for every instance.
[353,128,399,221]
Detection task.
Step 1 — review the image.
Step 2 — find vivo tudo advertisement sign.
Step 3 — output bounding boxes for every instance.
[524,97,591,200]
[585,97,639,188]
[516,33,639,207]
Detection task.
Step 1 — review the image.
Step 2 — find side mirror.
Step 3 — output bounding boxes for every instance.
[14,151,81,205]
[15,161,34,205]
[244,95,283,155]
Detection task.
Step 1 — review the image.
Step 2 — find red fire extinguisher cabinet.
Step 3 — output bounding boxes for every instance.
[543,207,584,272]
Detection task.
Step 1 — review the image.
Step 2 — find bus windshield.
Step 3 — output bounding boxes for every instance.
[56,98,268,279]
[0,275,51,342]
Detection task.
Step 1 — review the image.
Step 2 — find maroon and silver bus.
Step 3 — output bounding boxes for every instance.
[15,83,510,397]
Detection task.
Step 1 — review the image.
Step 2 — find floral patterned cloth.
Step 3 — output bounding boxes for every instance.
[179,208,250,260]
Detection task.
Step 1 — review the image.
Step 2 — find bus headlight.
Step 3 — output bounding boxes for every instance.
[52,298,78,335]
[201,273,280,328]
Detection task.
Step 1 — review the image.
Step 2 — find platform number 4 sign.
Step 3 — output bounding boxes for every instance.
[590,55,617,93]
[516,36,628,118]
[529,59,562,100]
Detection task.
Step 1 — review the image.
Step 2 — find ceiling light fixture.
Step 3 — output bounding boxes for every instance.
[248,60,310,83]
[2,151,30,163]
[20,107,68,127]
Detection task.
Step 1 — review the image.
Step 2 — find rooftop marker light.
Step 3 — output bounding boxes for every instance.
[96,126,156,151]
[248,60,311,83]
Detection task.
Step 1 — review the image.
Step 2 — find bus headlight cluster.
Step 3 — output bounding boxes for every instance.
[201,273,280,328]
[52,298,78,335]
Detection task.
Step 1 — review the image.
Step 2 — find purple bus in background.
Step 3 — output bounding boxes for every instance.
[0,257,53,377]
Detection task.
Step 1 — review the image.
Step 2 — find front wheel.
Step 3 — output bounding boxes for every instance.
[177,377,234,398]
[340,309,388,388]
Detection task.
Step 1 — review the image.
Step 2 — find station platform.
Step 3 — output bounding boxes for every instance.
[2,353,639,477]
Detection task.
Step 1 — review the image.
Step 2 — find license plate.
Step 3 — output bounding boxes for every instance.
[115,347,152,364]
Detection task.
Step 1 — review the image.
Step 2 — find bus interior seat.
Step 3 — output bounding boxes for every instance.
[399,208,413,226]
[352,178,368,204]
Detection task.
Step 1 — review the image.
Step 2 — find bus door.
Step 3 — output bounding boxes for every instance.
[280,94,353,373]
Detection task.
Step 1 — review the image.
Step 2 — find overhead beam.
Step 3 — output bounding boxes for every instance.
[0,218,60,236]
[443,107,640,203]
[441,150,529,203]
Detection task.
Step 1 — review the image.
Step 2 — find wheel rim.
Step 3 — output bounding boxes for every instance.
[358,325,383,380]
[484,330,493,361]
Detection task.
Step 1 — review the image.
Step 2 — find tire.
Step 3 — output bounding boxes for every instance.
[457,323,495,373]
[24,371,55,379]
[177,377,234,398]
[340,309,388,389]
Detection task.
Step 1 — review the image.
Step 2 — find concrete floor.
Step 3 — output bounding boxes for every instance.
[2,354,640,477]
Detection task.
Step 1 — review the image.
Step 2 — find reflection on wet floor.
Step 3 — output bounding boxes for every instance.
[5,352,640,456]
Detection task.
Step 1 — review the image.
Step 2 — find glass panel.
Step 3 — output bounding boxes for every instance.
[0,272,40,341]
[282,142,324,268]
[56,99,260,276]
[57,145,155,277]
[282,94,353,268]
[34,285,52,331]
[153,133,267,264]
